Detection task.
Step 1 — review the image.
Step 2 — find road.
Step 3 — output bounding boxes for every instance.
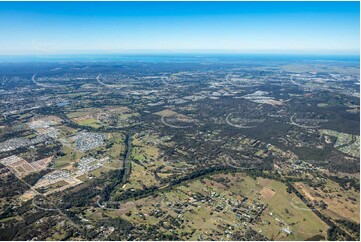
[32,73,61,88]
[10,171,81,231]
[225,113,257,129]
[161,115,193,129]
[96,74,124,88]
[290,114,320,129]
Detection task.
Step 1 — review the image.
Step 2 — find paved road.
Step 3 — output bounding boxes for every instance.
[161,116,193,129]
[290,114,320,129]
[10,171,81,230]
[96,74,124,88]
[225,113,257,129]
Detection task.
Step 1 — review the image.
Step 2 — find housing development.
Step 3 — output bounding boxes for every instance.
[0,55,359,241]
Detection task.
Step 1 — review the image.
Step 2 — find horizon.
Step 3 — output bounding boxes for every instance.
[0,1,359,55]
[0,52,359,63]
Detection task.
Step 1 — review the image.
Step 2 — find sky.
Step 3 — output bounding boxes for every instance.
[0,1,359,55]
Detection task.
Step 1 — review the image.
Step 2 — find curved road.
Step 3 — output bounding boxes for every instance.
[290,114,320,129]
[161,116,193,129]
[225,113,258,129]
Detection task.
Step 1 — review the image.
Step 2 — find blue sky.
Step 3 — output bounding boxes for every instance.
[0,1,359,55]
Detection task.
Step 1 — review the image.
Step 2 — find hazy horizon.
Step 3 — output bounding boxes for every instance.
[0,1,359,55]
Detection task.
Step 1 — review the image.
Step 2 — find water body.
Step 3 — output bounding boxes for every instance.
[122,133,132,183]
